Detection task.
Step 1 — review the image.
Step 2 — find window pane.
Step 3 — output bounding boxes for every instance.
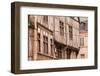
[43,16,48,23]
[50,39,53,56]
[69,26,73,40]
[59,21,64,35]
[81,54,85,58]
[37,33,41,52]
[43,36,48,54]
[80,38,84,46]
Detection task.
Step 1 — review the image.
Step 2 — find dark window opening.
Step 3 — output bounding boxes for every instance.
[59,21,64,35]
[43,36,48,54]
[69,26,73,40]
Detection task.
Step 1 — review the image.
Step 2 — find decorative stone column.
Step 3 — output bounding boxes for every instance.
[33,16,38,60]
[32,29,38,60]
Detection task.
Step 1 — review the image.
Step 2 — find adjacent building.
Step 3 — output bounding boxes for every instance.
[77,20,88,58]
[28,15,80,60]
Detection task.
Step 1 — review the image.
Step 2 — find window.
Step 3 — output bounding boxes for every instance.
[43,36,48,54]
[37,33,41,52]
[57,50,62,59]
[66,49,71,59]
[56,48,62,59]
[69,26,73,40]
[80,22,87,32]
[80,38,84,46]
[80,54,85,58]
[50,39,53,56]
[43,16,48,23]
[59,21,64,35]
[80,22,86,31]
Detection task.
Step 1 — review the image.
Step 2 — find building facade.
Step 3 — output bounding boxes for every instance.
[28,15,80,60]
[77,20,88,58]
